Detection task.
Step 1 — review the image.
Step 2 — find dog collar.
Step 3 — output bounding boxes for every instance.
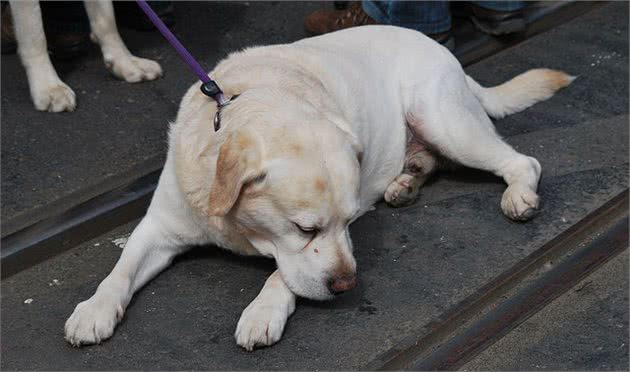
[213,94,240,132]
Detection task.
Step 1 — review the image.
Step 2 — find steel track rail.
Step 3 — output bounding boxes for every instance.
[365,189,629,371]
[1,171,160,278]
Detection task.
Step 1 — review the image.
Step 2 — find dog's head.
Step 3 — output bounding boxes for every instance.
[208,90,363,300]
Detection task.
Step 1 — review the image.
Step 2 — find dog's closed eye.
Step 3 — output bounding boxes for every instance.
[294,223,319,235]
[248,173,267,185]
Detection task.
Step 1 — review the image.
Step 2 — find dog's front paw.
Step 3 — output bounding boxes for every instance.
[235,296,294,351]
[105,54,163,83]
[31,81,76,112]
[501,184,539,221]
[64,295,123,346]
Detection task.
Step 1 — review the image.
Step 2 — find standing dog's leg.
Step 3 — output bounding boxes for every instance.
[235,270,296,351]
[407,88,541,221]
[10,1,76,112]
[83,1,162,82]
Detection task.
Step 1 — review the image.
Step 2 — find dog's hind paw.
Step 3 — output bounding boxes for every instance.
[384,173,420,208]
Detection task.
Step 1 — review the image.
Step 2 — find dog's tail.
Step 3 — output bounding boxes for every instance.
[466,69,575,119]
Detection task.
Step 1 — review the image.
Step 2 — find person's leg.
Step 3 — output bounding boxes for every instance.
[362,1,451,35]
[363,1,453,48]
[358,0,388,23]
[304,1,453,48]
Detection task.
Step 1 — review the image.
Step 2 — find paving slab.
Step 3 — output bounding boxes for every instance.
[1,2,628,370]
[0,1,323,236]
[463,250,629,371]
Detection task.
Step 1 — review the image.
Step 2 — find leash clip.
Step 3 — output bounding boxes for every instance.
[212,93,240,132]
[202,81,229,132]
[213,111,222,132]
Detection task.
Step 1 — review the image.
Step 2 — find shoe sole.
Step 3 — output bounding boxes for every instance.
[470,16,527,35]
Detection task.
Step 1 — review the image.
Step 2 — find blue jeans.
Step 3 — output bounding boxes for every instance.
[362,1,525,34]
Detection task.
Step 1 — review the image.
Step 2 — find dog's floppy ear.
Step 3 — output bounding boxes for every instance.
[331,118,364,165]
[347,132,363,165]
[208,130,263,216]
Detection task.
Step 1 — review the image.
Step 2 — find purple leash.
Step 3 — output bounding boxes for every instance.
[135,0,230,131]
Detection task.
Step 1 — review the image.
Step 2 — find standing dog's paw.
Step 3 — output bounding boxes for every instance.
[235,296,294,351]
[105,54,163,83]
[501,184,539,221]
[31,81,76,112]
[64,295,123,346]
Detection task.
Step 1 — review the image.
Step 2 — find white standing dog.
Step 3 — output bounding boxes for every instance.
[10,1,162,112]
[64,26,573,350]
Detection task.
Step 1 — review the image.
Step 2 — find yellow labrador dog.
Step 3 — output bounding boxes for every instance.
[10,1,162,112]
[65,26,573,350]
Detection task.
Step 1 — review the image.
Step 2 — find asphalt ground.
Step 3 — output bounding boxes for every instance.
[1,2,628,370]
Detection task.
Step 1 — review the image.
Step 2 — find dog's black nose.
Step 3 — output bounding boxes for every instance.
[327,275,357,295]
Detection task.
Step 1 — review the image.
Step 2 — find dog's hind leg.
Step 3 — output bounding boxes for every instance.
[385,133,437,207]
[10,1,76,112]
[83,0,162,82]
[407,82,541,221]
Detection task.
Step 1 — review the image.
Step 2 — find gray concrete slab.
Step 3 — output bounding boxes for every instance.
[1,1,323,236]
[463,250,629,371]
[1,2,628,371]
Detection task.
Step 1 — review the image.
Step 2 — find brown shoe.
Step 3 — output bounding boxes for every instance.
[304,2,377,36]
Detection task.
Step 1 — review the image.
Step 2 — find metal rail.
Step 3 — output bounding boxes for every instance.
[1,171,160,278]
[365,189,628,370]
